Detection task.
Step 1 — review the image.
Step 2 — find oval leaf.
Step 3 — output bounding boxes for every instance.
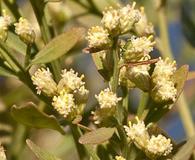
[173,135,195,160]
[31,27,85,64]
[26,139,61,160]
[79,127,115,144]
[11,102,65,134]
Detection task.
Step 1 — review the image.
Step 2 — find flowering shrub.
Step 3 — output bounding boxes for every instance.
[0,0,194,160]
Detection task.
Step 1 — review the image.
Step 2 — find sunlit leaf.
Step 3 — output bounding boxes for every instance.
[172,65,189,99]
[26,139,61,160]
[11,102,65,134]
[172,135,195,160]
[79,127,115,144]
[31,28,85,64]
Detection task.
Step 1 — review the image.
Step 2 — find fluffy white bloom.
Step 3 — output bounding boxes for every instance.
[134,7,154,36]
[52,91,76,118]
[0,145,6,160]
[86,26,111,48]
[123,36,155,62]
[57,69,87,93]
[0,10,12,41]
[151,79,177,103]
[31,68,57,96]
[95,88,122,109]
[119,3,141,33]
[101,6,120,32]
[115,156,126,160]
[124,117,150,149]
[14,17,35,43]
[147,134,173,156]
[152,58,176,83]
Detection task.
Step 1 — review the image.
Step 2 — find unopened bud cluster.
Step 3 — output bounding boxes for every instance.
[124,117,173,158]
[32,68,88,120]
[151,58,177,103]
[115,156,126,160]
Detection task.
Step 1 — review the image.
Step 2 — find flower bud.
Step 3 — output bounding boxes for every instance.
[146,134,173,157]
[0,145,6,160]
[14,17,35,44]
[101,6,120,34]
[151,79,177,103]
[119,3,141,34]
[31,68,57,96]
[134,7,154,36]
[115,156,126,160]
[123,36,155,62]
[0,10,12,41]
[52,91,76,119]
[86,26,111,49]
[95,88,122,109]
[127,64,150,91]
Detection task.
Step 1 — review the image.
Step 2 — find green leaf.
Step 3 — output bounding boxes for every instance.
[172,65,189,99]
[31,27,85,64]
[26,139,61,160]
[11,102,65,134]
[6,32,26,55]
[172,135,195,160]
[85,145,100,160]
[79,127,115,144]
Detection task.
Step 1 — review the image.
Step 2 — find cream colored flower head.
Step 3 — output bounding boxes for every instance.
[152,57,176,84]
[134,7,154,36]
[95,88,122,109]
[101,6,120,33]
[86,26,111,49]
[52,91,76,118]
[0,145,6,160]
[0,10,12,41]
[151,79,177,103]
[119,2,141,34]
[123,36,155,62]
[124,117,150,149]
[31,68,57,96]
[115,156,126,160]
[58,69,88,95]
[147,134,173,156]
[14,17,35,44]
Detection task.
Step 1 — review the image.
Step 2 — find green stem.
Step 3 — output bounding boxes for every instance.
[111,37,119,93]
[71,124,86,160]
[29,0,61,82]
[24,45,31,68]
[137,92,149,118]
[158,5,195,138]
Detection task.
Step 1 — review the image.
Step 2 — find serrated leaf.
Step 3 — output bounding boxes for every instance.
[172,135,195,160]
[26,139,61,160]
[79,127,115,144]
[31,28,85,64]
[172,65,189,99]
[11,102,65,134]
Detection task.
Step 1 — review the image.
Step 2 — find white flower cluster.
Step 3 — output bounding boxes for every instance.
[95,88,122,109]
[31,68,57,96]
[124,117,173,158]
[151,58,177,103]
[115,156,126,160]
[86,2,154,49]
[0,10,12,41]
[32,68,89,119]
[0,145,6,160]
[14,17,35,44]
